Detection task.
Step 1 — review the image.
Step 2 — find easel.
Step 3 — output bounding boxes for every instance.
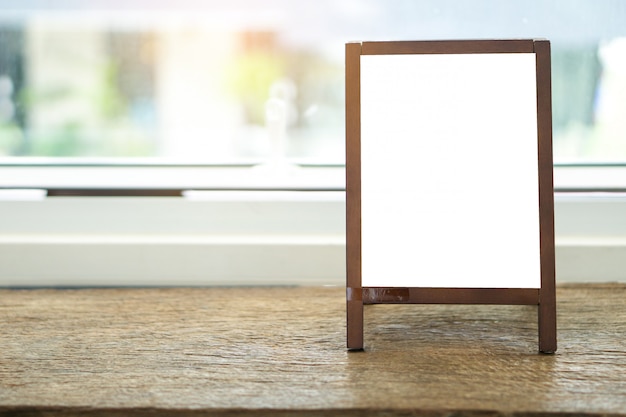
[345,40,556,353]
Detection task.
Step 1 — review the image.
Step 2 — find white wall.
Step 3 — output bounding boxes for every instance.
[1,190,625,287]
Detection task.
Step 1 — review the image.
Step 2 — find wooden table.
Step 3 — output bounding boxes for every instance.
[1,284,625,416]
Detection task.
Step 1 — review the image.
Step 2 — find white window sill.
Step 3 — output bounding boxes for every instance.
[1,164,626,192]
[0,162,345,191]
[1,164,626,287]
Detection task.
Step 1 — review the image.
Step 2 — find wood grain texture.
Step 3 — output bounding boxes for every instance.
[534,39,557,354]
[1,284,625,416]
[362,287,540,305]
[361,39,535,55]
[345,40,363,350]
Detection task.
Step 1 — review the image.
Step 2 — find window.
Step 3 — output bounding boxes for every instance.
[0,3,345,164]
[1,1,625,286]
[0,1,625,166]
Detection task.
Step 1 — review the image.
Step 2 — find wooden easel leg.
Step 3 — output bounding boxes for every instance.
[347,295,364,351]
[538,296,557,354]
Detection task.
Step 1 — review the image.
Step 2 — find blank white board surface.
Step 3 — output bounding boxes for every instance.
[360,53,541,288]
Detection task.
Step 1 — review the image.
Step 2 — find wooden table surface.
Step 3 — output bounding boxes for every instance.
[0,284,625,416]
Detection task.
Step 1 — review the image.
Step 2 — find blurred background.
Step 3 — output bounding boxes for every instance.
[0,0,624,164]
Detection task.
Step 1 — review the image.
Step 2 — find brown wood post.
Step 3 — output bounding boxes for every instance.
[346,41,363,350]
[535,39,557,354]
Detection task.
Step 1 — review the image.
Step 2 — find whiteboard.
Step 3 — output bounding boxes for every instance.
[359,53,541,288]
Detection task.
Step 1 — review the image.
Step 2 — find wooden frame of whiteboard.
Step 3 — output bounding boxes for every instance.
[345,39,556,353]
